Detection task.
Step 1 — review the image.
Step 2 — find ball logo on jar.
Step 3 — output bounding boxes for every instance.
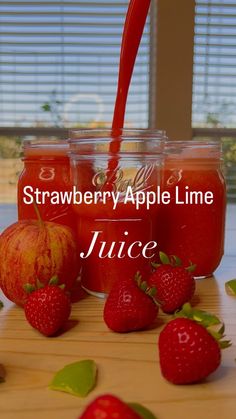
[92,164,155,193]
[39,167,55,181]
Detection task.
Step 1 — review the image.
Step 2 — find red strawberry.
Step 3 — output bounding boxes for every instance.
[149,252,195,313]
[24,281,71,336]
[104,273,158,333]
[158,312,230,384]
[79,394,140,419]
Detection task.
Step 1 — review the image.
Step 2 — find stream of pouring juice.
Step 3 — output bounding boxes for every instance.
[72,0,153,295]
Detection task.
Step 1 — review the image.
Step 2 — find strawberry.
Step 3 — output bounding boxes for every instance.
[24,278,71,336]
[79,394,141,419]
[103,273,158,333]
[149,252,195,313]
[158,304,231,384]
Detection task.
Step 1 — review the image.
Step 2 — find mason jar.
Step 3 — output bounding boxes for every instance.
[157,140,226,278]
[69,129,166,297]
[17,139,76,231]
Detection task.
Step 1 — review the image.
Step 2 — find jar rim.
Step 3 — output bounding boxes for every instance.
[69,128,167,143]
[165,139,221,147]
[22,139,69,150]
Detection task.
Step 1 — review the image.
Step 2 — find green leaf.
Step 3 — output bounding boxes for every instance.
[140,281,148,291]
[42,103,51,112]
[129,403,157,419]
[23,283,36,294]
[49,276,59,286]
[151,262,160,269]
[159,251,170,265]
[225,279,236,296]
[186,263,197,273]
[0,301,4,310]
[219,340,232,349]
[171,255,182,267]
[175,303,221,328]
[49,360,97,397]
[134,272,142,287]
[148,287,157,297]
[192,309,221,328]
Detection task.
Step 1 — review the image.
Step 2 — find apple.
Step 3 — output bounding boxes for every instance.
[0,218,80,306]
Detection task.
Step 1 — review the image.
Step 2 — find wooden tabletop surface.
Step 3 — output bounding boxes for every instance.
[0,206,236,419]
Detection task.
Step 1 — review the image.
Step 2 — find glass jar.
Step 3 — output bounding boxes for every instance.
[17,139,76,231]
[157,140,226,277]
[69,129,166,297]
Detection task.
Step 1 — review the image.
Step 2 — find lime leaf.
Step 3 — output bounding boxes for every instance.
[0,364,6,383]
[225,279,236,296]
[49,360,97,397]
[0,301,4,309]
[129,403,157,419]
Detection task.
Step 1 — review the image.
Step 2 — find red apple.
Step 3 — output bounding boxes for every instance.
[0,219,80,306]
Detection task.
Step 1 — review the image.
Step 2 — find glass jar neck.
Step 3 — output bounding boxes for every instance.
[164,140,222,169]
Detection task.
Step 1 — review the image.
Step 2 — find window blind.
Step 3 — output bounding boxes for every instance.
[0,0,150,128]
[193,0,236,128]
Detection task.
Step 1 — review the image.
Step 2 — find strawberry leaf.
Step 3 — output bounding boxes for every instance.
[128,402,157,419]
[23,283,36,294]
[218,340,232,349]
[159,251,171,265]
[151,262,160,269]
[186,263,197,273]
[0,301,4,310]
[175,303,221,327]
[49,360,97,397]
[225,279,236,296]
[49,276,59,286]
[170,255,182,267]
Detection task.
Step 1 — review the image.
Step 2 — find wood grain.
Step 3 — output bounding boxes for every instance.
[0,255,236,419]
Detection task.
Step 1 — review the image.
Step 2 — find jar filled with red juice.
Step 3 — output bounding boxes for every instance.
[157,140,226,277]
[69,129,165,297]
[17,139,76,231]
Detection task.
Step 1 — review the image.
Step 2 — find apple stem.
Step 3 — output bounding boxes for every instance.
[33,200,44,228]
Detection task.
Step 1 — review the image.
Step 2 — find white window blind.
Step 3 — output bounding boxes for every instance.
[193,0,236,202]
[193,0,236,128]
[0,0,150,128]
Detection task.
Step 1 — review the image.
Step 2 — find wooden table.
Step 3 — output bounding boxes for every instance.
[0,208,236,419]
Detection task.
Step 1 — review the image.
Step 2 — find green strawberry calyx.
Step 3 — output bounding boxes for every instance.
[134,272,161,306]
[174,303,231,349]
[151,251,196,273]
[23,276,65,294]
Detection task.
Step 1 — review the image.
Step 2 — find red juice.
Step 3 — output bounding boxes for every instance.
[17,140,76,231]
[157,141,226,277]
